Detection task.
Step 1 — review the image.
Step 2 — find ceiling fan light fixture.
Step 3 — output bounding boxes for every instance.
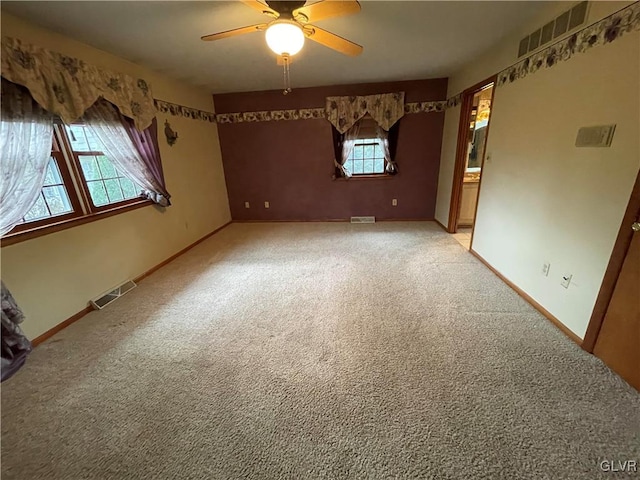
[265,20,305,56]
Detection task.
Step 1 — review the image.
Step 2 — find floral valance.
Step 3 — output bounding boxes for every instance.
[1,36,155,131]
[326,92,405,134]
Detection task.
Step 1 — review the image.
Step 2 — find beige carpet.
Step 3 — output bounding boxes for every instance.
[2,222,639,480]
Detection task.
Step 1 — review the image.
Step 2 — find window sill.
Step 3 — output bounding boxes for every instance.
[1,199,153,247]
[333,174,396,180]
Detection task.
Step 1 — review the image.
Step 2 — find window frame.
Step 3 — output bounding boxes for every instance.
[2,123,152,246]
[61,123,145,213]
[344,138,387,177]
[339,114,394,179]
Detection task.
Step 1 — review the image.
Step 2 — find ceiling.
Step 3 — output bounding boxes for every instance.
[1,1,546,94]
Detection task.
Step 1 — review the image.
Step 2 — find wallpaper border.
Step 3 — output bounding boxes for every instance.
[154,99,216,123]
[155,1,638,125]
[497,1,640,87]
[154,99,449,125]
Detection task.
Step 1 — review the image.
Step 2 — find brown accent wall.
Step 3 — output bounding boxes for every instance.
[215,79,447,221]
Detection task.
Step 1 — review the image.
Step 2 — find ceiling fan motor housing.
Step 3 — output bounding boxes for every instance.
[265,1,307,18]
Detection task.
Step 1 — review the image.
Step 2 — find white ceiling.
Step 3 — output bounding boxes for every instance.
[1,1,546,94]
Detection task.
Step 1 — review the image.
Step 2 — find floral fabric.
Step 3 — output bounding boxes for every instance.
[1,281,32,382]
[1,36,155,131]
[326,92,405,134]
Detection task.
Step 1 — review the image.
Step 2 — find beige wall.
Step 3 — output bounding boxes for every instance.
[1,13,231,339]
[435,2,640,338]
[434,103,460,225]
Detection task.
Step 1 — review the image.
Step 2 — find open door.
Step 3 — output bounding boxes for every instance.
[448,76,496,249]
[584,170,640,391]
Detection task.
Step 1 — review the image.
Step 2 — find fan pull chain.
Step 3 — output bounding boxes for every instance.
[282,54,292,95]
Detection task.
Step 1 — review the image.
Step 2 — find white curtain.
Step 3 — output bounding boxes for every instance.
[82,100,169,206]
[339,122,361,178]
[0,80,54,236]
[375,124,397,174]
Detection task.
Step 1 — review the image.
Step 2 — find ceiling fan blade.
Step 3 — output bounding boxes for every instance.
[294,1,361,23]
[241,0,279,18]
[304,25,363,56]
[201,24,268,41]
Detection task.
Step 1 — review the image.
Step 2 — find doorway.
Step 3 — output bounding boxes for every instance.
[582,169,640,391]
[448,76,496,249]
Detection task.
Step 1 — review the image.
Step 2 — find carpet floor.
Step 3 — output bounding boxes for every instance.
[1,222,639,479]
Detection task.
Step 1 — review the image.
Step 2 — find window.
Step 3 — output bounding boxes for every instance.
[5,123,148,241]
[342,115,388,177]
[344,139,386,175]
[20,156,74,223]
[65,124,142,209]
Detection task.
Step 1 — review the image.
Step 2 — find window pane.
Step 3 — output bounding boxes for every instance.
[43,156,63,185]
[87,181,109,206]
[66,124,102,152]
[352,161,364,174]
[104,178,124,203]
[84,128,102,151]
[79,155,101,181]
[22,194,49,222]
[20,156,75,224]
[120,178,140,199]
[42,185,73,216]
[80,152,143,208]
[97,156,118,178]
[374,159,385,173]
[363,144,375,159]
[363,160,374,173]
[65,125,90,151]
[352,146,364,160]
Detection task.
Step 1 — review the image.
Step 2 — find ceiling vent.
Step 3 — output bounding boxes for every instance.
[91,280,137,309]
[518,1,589,58]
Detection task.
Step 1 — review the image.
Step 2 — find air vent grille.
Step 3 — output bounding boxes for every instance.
[575,125,616,148]
[518,1,589,58]
[568,1,588,30]
[350,216,376,224]
[91,280,137,309]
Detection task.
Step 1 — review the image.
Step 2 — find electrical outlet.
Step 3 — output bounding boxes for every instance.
[542,262,550,276]
[392,198,398,206]
[264,201,270,209]
[561,274,572,289]
[244,202,250,209]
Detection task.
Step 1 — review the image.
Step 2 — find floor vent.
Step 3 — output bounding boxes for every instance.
[350,216,376,224]
[91,280,137,310]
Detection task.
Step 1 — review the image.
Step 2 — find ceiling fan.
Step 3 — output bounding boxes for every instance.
[201,0,364,62]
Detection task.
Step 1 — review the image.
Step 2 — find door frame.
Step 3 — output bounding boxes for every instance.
[582,167,640,352]
[447,74,497,233]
